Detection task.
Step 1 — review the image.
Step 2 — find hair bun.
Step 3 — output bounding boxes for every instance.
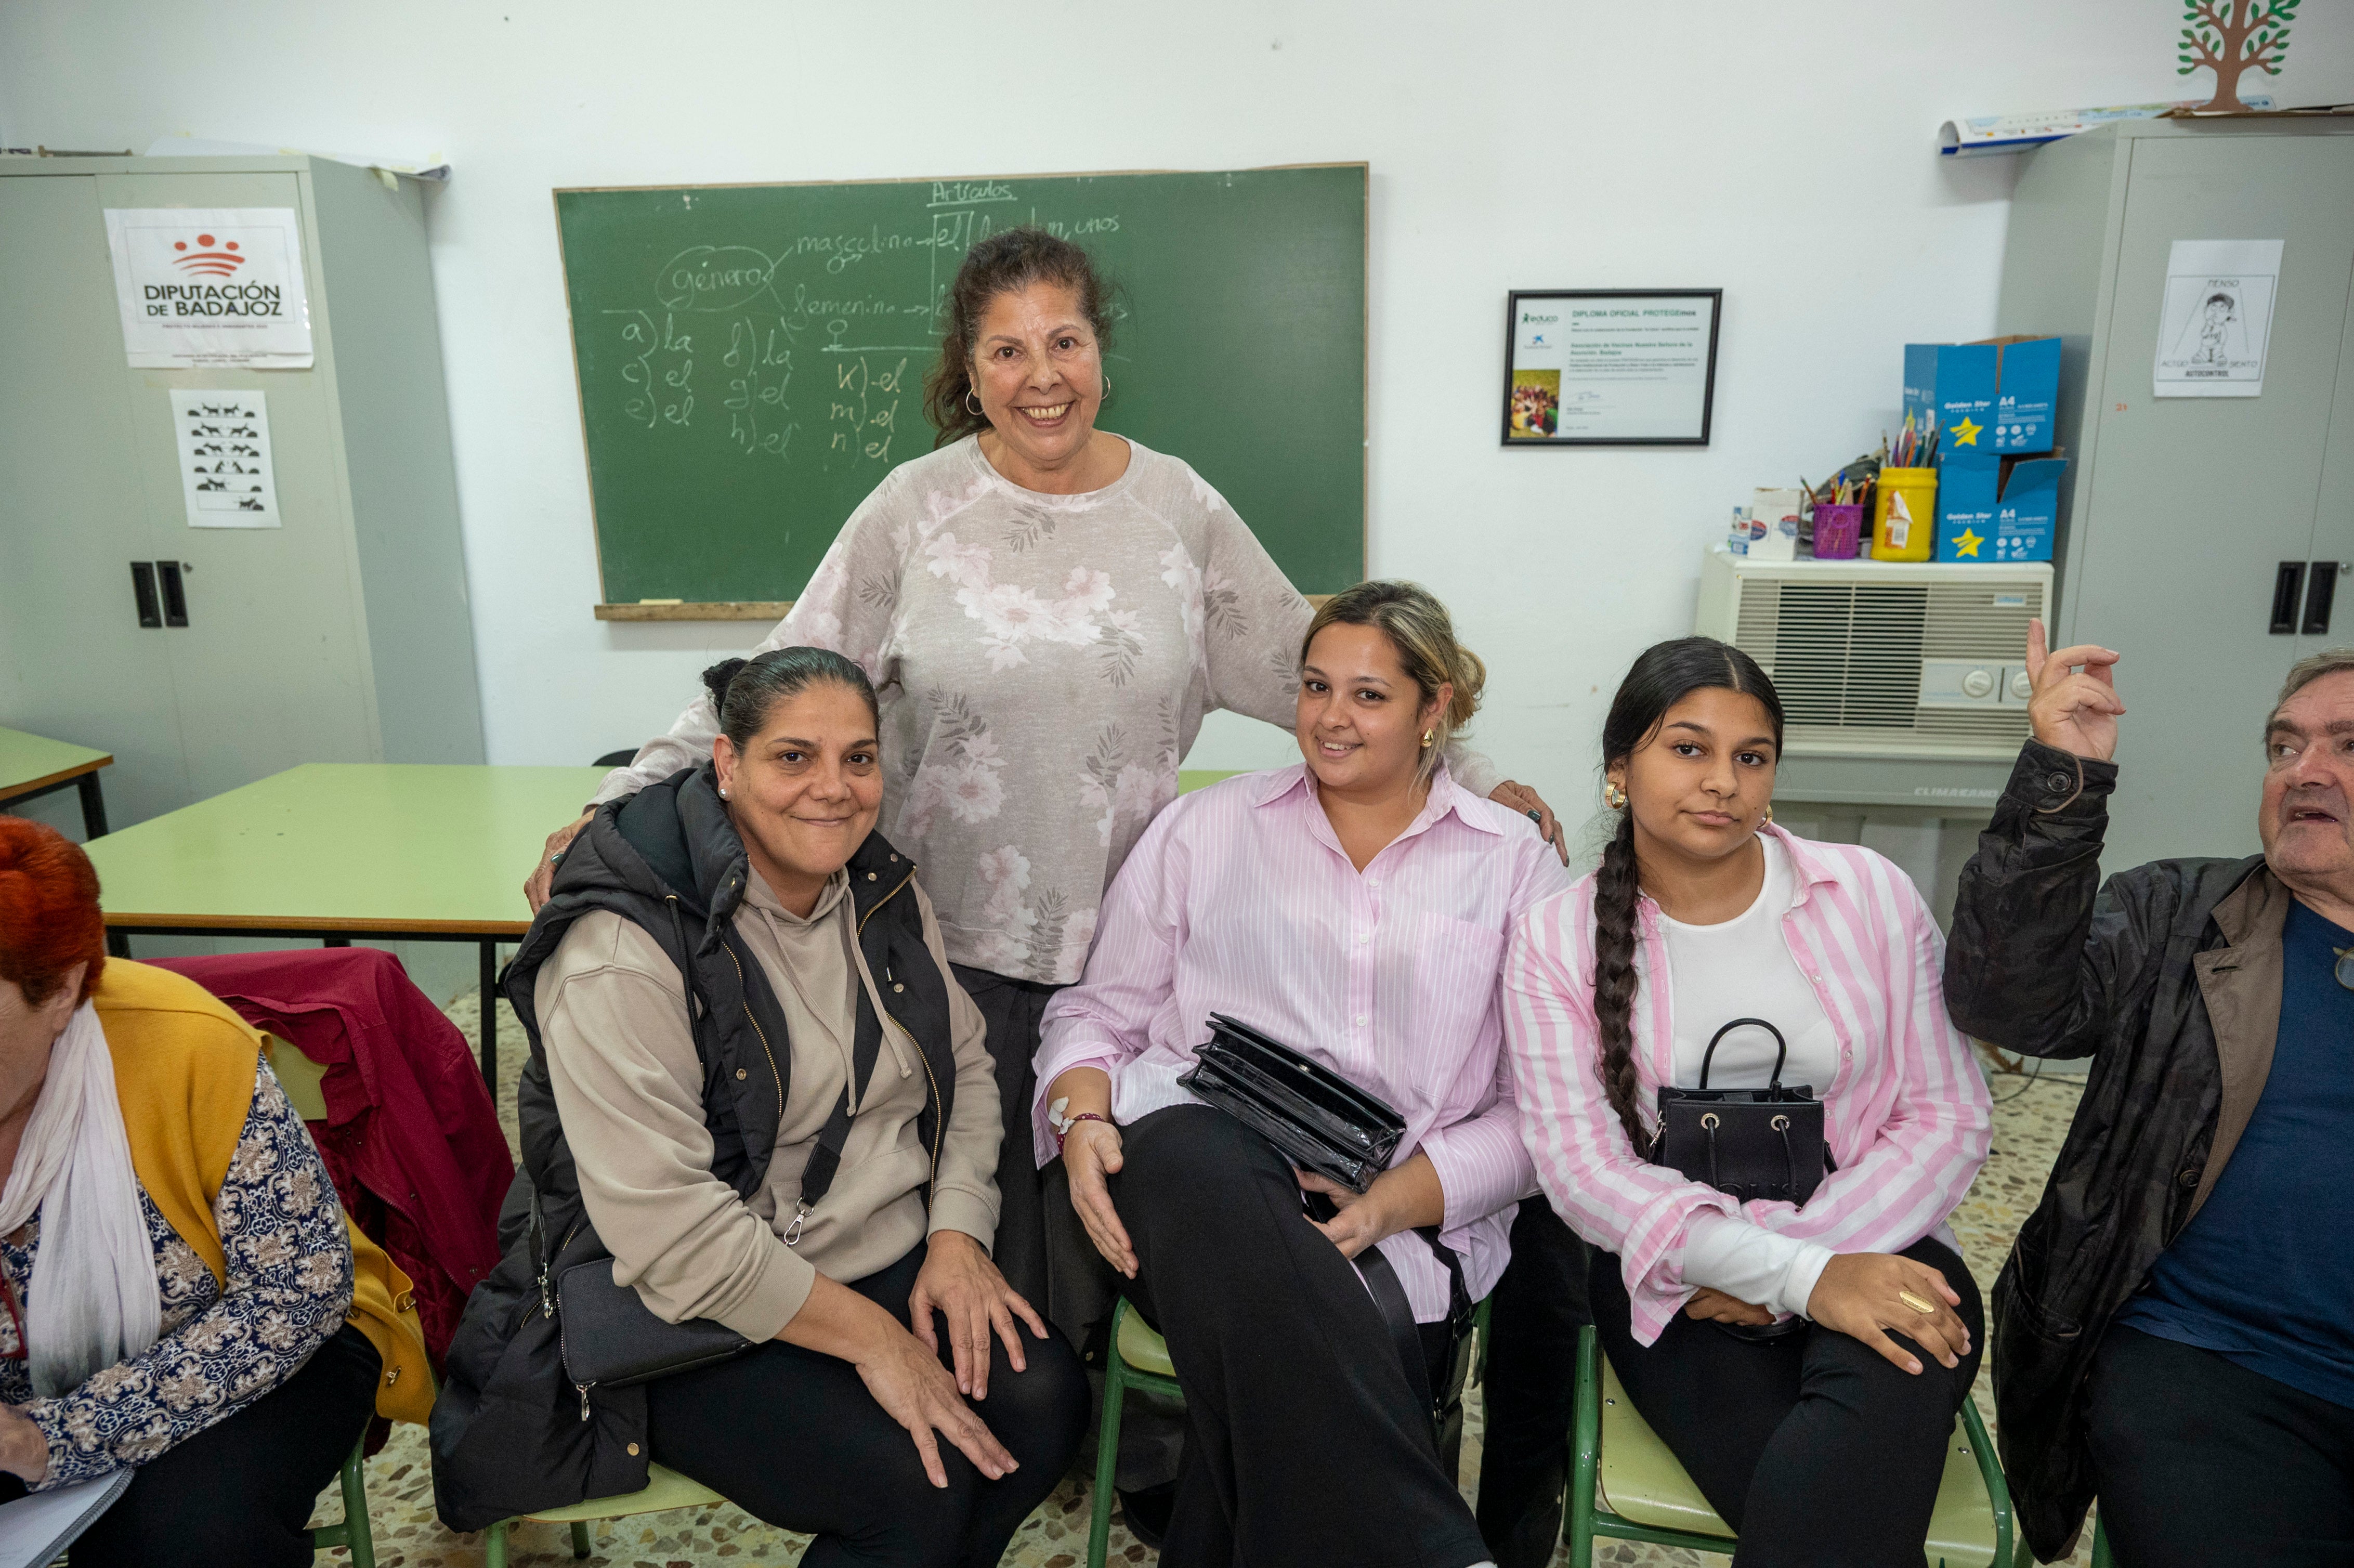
[700,657,750,711]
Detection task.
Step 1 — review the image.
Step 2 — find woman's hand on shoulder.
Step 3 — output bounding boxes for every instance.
[1684,1287,1775,1327]
[1488,780,1569,865]
[908,1229,1049,1402]
[526,811,594,912]
[1805,1252,1971,1375]
[1061,1119,1137,1279]
[0,1403,47,1483]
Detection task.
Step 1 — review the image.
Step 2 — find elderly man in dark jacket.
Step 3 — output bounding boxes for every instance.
[1945,624,2354,1567]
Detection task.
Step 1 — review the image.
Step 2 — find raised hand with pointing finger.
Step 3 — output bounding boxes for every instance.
[2023,617,2124,762]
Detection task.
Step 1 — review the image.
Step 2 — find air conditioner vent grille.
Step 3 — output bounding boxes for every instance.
[1730,576,2047,748]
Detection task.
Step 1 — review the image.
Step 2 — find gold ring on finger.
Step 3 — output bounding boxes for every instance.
[1897,1288,1938,1315]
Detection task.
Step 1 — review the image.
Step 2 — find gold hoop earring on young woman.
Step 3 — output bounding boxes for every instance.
[965,389,984,417]
[1604,782,1628,809]
[1421,729,1435,749]
[1762,803,1774,824]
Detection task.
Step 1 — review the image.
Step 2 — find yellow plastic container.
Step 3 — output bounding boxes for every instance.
[1871,467,1938,561]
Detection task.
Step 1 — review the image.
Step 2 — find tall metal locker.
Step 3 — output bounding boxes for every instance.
[1997,120,2354,877]
[0,153,483,837]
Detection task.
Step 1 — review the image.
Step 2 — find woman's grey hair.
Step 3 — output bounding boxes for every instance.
[2267,646,2354,740]
[700,647,879,753]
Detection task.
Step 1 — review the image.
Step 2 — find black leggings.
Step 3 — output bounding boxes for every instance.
[1474,1196,1591,1568]
[1111,1104,1490,1568]
[645,1242,1087,1568]
[2087,1325,2354,1568]
[24,1322,382,1568]
[1591,1236,1984,1568]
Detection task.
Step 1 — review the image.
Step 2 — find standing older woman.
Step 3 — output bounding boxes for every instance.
[0,818,430,1566]
[525,229,1565,1324]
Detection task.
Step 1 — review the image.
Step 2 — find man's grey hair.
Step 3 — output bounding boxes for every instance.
[2267,647,2354,738]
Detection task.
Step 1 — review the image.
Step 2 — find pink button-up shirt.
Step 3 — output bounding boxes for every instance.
[1034,763,1567,1319]
[1503,825,1991,1345]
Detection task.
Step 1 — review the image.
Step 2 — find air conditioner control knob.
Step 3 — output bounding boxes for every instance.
[1962,668,1996,699]
[2010,669,2034,700]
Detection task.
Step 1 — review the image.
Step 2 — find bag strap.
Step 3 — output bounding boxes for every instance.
[1699,1016,1789,1090]
[1348,1233,1436,1426]
[785,941,887,1246]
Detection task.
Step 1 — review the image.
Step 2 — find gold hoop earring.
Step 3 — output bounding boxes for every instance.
[1101,374,1112,399]
[964,389,984,417]
[1421,729,1434,749]
[1762,803,1774,825]
[1604,782,1627,809]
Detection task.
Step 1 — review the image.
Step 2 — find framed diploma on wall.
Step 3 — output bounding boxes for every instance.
[1501,289,1722,446]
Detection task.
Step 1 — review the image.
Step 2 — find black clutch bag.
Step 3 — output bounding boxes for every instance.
[1651,1017,1828,1206]
[1179,1012,1405,1193]
[556,1257,753,1408]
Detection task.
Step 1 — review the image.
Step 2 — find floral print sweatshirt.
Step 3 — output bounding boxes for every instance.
[598,435,1500,986]
[0,1062,355,1489]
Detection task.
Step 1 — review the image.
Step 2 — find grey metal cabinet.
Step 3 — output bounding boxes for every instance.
[0,154,482,833]
[1997,120,2354,876]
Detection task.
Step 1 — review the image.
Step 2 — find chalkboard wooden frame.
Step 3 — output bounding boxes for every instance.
[553,164,1370,621]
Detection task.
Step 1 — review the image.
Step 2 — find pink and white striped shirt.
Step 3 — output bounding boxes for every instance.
[1034,763,1568,1319]
[1503,825,1991,1345]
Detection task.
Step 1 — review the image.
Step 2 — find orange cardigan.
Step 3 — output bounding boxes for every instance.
[89,961,434,1424]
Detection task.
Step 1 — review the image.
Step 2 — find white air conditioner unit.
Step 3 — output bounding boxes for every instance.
[1694,546,2055,807]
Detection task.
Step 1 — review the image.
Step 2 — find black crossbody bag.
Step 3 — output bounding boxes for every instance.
[1179,1013,1477,1455]
[1649,1016,1831,1342]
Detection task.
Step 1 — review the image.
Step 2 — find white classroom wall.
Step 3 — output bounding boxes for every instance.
[6,1,2351,809]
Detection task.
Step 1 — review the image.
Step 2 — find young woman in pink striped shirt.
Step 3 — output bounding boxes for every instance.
[1036,581,1564,1568]
[1502,638,1991,1566]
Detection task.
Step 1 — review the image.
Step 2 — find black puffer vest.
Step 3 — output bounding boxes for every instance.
[429,765,957,1531]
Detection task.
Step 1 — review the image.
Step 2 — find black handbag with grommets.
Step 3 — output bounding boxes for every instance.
[1650,1017,1829,1207]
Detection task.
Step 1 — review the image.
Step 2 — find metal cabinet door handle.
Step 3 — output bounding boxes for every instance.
[130,562,162,628]
[2270,561,2307,634]
[2303,561,2339,636]
[157,561,188,628]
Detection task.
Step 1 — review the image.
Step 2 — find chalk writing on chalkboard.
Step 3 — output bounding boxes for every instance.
[556,165,1365,611]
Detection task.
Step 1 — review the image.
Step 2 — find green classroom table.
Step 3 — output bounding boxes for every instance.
[84,763,609,1087]
[0,725,114,838]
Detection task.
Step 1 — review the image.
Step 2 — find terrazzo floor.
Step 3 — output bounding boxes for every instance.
[306,989,2101,1567]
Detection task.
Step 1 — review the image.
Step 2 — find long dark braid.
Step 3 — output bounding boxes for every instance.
[1590,637,1785,1152]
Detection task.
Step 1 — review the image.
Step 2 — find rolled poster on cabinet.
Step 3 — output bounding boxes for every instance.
[2152,239,2281,398]
[103,207,314,368]
[170,390,280,528]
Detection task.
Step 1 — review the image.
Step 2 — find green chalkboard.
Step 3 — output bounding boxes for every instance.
[554,165,1367,612]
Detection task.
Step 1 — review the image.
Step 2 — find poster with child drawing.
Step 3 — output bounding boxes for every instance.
[2153,239,2281,398]
[170,390,280,528]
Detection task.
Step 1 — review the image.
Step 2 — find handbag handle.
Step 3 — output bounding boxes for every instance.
[1699,1017,1789,1090]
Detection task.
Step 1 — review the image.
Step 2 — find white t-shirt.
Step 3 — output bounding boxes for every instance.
[1657,833,1839,1318]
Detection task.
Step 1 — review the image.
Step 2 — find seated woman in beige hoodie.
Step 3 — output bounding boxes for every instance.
[431,648,1085,1566]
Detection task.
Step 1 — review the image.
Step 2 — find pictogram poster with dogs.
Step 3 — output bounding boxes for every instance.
[169,390,280,528]
[102,207,313,368]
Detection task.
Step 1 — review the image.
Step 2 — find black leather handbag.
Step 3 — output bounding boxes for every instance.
[1651,1016,1829,1206]
[1179,1013,1475,1462]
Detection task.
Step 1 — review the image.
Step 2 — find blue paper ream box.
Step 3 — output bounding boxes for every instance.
[1935,454,2067,562]
[1902,336,2061,455]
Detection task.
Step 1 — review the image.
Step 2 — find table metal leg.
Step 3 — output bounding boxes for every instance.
[76,774,110,839]
[479,940,498,1091]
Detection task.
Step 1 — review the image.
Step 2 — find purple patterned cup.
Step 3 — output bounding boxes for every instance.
[1812,503,1864,559]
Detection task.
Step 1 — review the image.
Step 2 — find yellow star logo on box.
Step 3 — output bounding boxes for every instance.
[1951,416,1983,447]
[1951,527,1985,557]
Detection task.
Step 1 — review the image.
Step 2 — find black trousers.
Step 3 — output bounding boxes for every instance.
[1474,1196,1591,1568]
[18,1322,381,1568]
[646,1242,1088,1568]
[951,963,1062,1312]
[2087,1324,2354,1568]
[1591,1236,1984,1568]
[1111,1104,1490,1568]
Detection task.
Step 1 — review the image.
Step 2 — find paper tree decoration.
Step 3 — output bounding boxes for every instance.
[2178,0,2299,112]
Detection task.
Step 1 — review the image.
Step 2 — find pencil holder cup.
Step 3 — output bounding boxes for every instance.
[1871,468,1938,561]
[1812,504,1864,559]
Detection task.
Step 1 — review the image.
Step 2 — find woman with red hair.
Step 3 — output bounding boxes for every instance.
[0,818,429,1564]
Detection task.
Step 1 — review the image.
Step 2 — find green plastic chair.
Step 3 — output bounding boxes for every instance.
[2013,1517,2112,1566]
[1568,1325,2013,1568]
[311,1436,377,1565]
[483,1461,728,1566]
[1086,1298,1185,1568]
